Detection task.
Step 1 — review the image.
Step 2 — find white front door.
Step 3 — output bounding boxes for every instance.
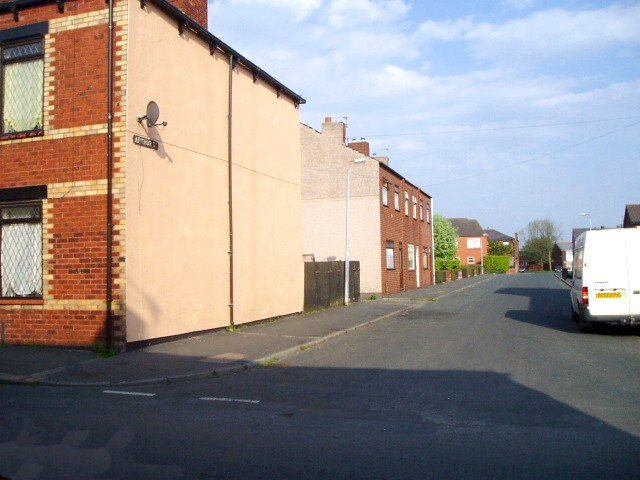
[416,248,420,287]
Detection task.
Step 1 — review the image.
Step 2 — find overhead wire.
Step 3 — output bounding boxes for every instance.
[361,115,640,138]
[423,120,640,187]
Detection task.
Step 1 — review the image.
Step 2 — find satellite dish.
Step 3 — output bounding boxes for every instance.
[145,101,160,127]
[137,101,167,128]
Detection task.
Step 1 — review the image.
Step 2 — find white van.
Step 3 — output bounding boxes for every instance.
[570,228,640,331]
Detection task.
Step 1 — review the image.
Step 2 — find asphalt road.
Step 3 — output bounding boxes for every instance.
[2,273,639,479]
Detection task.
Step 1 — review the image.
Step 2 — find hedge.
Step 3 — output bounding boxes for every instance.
[484,255,511,273]
[435,258,461,271]
[461,266,477,278]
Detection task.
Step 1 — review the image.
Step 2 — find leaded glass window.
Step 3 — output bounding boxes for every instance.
[0,203,43,298]
[1,38,44,134]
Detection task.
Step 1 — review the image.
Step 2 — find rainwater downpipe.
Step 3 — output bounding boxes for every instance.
[106,0,115,350]
[227,54,235,328]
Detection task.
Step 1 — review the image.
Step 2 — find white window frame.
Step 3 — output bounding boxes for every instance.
[412,196,417,219]
[467,237,481,249]
[394,186,400,211]
[408,244,415,270]
[404,192,409,216]
[467,257,475,264]
[386,241,395,269]
[381,182,389,206]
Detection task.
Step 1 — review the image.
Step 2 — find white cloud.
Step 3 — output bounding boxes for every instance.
[501,0,536,10]
[325,0,410,27]
[226,0,322,21]
[416,18,474,42]
[466,4,640,64]
[209,0,640,233]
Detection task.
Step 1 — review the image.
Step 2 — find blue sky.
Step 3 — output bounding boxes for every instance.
[209,0,640,240]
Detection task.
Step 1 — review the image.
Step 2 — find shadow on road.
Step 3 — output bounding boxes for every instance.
[496,286,640,336]
[2,366,639,479]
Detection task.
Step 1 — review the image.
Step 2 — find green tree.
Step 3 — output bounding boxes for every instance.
[520,219,561,271]
[488,240,514,256]
[434,214,458,260]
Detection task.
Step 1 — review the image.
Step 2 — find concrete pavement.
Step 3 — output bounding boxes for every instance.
[0,275,494,387]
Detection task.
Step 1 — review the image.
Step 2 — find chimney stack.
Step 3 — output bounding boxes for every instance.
[348,138,370,157]
[321,116,347,144]
[170,0,208,28]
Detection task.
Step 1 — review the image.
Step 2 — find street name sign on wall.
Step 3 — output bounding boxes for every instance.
[133,134,159,150]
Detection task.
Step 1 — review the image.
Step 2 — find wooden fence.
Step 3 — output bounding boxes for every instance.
[304,261,360,312]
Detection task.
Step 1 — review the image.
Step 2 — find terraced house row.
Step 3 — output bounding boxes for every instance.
[0,0,434,348]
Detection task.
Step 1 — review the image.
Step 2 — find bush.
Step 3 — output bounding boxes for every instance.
[435,258,461,271]
[461,266,476,278]
[484,255,511,273]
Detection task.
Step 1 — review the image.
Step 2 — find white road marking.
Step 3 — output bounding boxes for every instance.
[103,390,156,397]
[199,397,260,404]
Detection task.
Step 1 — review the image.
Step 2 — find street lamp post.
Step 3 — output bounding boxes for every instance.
[581,212,592,230]
[345,158,366,306]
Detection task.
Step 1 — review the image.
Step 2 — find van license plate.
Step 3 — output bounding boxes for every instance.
[596,292,622,299]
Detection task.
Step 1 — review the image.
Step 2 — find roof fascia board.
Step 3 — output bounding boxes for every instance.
[379,162,431,199]
[143,0,305,106]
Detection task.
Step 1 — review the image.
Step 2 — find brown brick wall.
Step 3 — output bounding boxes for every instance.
[50,25,109,130]
[49,195,107,300]
[0,0,107,30]
[456,236,489,266]
[0,135,107,187]
[170,0,208,28]
[0,0,123,347]
[379,166,433,295]
[0,309,105,346]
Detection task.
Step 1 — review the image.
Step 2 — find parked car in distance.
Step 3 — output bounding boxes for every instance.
[570,228,640,331]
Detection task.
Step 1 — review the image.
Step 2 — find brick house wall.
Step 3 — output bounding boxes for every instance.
[301,118,434,297]
[0,0,128,346]
[455,235,489,267]
[1,0,303,347]
[379,164,433,295]
[300,121,383,295]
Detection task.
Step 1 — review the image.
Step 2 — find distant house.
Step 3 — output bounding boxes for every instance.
[449,218,488,267]
[623,204,640,228]
[552,242,573,270]
[484,229,520,273]
[301,117,434,296]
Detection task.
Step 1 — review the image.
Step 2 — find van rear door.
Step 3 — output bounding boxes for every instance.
[586,233,628,317]
[626,231,640,318]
